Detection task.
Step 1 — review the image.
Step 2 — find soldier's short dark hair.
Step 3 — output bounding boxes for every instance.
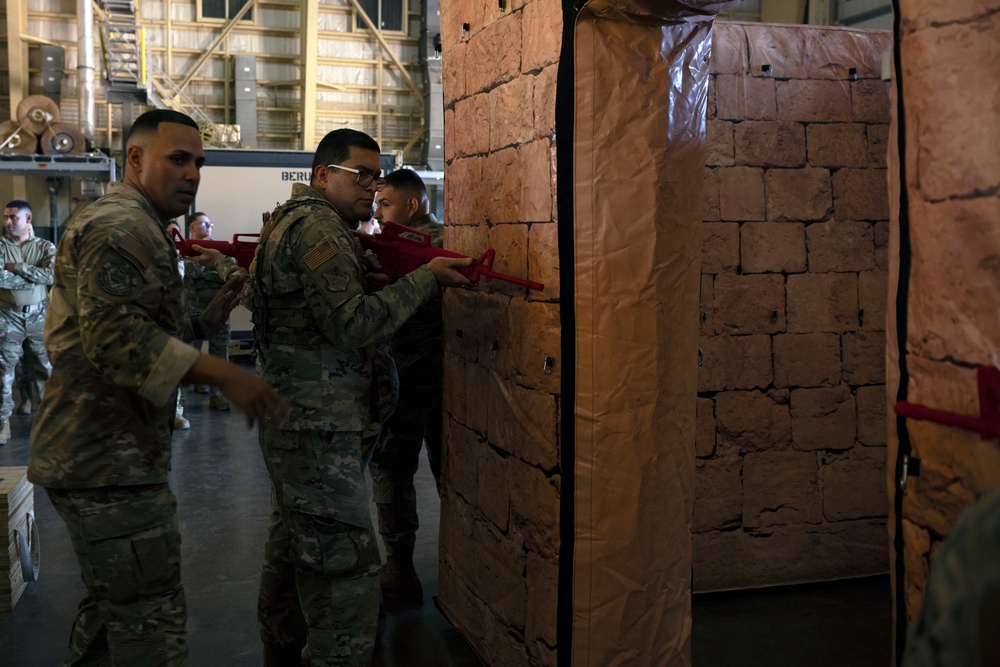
[311,129,381,180]
[125,109,199,147]
[187,212,208,224]
[384,168,427,199]
[4,200,32,215]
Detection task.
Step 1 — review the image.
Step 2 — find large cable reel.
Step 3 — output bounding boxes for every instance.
[15,95,61,136]
[0,120,37,155]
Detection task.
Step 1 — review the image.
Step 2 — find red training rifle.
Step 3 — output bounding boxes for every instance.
[171,227,260,269]
[354,221,544,291]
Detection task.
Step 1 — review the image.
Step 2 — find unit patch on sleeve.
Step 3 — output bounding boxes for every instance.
[324,270,350,292]
[96,259,140,297]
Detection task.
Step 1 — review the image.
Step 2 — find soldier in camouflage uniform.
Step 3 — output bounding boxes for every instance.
[28,109,287,666]
[368,169,445,604]
[183,211,231,410]
[902,438,1000,667]
[198,129,471,666]
[0,200,54,444]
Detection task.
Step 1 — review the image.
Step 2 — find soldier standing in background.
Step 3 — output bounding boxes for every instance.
[369,169,445,604]
[195,128,472,666]
[0,200,54,444]
[28,109,288,663]
[183,211,231,410]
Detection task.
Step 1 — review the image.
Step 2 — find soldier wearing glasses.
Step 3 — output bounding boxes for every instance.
[195,128,472,665]
[183,211,232,410]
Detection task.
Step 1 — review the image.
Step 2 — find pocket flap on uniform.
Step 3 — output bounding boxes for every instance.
[281,478,370,529]
[78,493,174,542]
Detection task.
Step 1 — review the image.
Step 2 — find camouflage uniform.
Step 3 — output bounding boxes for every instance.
[221,183,438,666]
[0,234,54,424]
[369,213,444,566]
[902,487,1000,667]
[182,257,230,367]
[15,353,40,413]
[28,182,202,665]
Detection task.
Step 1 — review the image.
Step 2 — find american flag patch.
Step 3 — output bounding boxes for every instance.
[303,239,337,269]
[118,233,152,270]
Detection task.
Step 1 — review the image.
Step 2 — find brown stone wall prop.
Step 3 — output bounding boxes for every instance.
[886,3,1000,654]
[696,22,894,592]
[439,0,560,664]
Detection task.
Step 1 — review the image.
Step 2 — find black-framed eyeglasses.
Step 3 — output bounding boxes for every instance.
[326,164,387,191]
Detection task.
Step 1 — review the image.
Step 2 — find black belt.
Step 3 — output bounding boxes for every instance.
[3,302,45,314]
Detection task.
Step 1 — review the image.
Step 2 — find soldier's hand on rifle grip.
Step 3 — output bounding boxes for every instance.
[427,256,475,288]
[362,251,390,292]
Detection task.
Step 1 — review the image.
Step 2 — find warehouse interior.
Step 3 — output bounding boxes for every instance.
[2,0,997,665]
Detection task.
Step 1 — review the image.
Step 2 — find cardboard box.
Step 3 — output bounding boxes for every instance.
[1,467,35,612]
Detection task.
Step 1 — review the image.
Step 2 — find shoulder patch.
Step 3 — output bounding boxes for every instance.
[303,239,337,270]
[96,259,140,297]
[324,270,351,292]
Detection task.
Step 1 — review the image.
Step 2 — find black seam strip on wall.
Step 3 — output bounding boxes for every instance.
[889,1,912,663]
[555,1,584,665]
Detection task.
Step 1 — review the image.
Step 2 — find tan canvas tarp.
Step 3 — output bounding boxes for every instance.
[569,1,735,664]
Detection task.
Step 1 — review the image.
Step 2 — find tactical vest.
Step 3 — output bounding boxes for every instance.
[251,198,330,350]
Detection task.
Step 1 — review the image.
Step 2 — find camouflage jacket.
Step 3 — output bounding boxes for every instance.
[182,256,226,314]
[390,213,444,385]
[902,487,1000,666]
[0,235,55,307]
[28,182,200,488]
[220,182,437,432]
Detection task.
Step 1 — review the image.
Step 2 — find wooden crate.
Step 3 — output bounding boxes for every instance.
[1,467,35,612]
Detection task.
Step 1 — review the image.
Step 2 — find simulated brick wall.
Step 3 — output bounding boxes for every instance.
[891,1,1000,626]
[438,0,561,663]
[695,23,894,591]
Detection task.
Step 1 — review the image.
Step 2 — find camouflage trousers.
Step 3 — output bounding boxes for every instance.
[0,304,51,420]
[46,484,187,666]
[15,354,41,407]
[258,428,380,666]
[369,381,442,561]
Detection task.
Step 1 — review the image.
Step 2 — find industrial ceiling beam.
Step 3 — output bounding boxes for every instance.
[301,0,319,150]
[172,0,257,100]
[5,0,28,117]
[346,0,424,101]
[5,0,29,199]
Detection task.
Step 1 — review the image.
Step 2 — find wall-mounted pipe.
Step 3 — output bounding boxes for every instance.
[77,0,95,145]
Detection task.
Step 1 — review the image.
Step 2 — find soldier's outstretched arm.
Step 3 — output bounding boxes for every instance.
[188,246,255,309]
[182,354,289,428]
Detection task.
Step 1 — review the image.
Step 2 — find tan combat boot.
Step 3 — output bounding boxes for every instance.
[380,556,423,605]
[0,419,10,444]
[209,395,231,411]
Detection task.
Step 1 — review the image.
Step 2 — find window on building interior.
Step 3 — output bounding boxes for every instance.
[202,0,254,22]
[355,0,405,33]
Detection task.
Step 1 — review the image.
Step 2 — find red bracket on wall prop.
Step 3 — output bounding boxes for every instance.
[895,365,1000,440]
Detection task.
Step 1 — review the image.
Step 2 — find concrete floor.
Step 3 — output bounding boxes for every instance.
[0,390,892,666]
